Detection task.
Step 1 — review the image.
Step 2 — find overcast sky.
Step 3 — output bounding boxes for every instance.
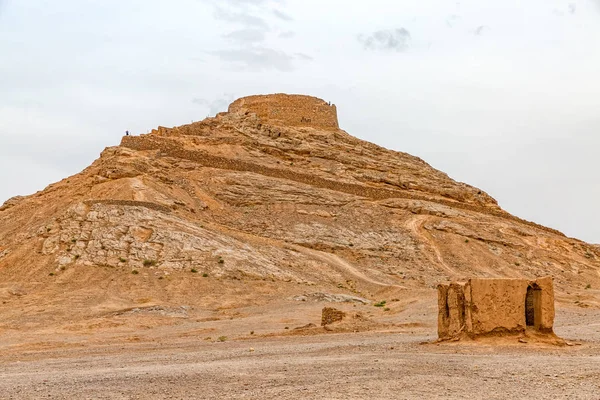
[1,0,599,243]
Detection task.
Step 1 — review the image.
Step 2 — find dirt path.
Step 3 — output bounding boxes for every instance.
[405,215,457,276]
[290,244,405,289]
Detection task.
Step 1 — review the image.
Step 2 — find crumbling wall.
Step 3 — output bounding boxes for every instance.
[321,307,345,326]
[228,94,339,130]
[438,277,555,340]
[468,278,528,335]
[532,276,555,332]
[437,282,468,340]
[119,135,565,237]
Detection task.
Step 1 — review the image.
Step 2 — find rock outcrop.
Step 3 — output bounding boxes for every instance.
[0,93,598,329]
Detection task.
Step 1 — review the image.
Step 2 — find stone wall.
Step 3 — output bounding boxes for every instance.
[438,277,555,340]
[119,135,566,237]
[228,94,339,130]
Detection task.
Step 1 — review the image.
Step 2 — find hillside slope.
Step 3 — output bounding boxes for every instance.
[0,94,598,334]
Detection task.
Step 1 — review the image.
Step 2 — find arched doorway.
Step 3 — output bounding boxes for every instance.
[526,285,542,329]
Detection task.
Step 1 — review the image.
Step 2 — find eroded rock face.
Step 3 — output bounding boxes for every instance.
[0,196,25,211]
[438,277,556,340]
[0,93,599,325]
[39,202,305,281]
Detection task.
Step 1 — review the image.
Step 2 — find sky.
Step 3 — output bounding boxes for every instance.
[1,0,599,242]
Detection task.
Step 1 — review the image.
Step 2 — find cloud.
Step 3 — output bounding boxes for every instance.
[295,53,313,61]
[446,14,460,28]
[219,0,270,4]
[474,25,487,36]
[273,9,293,21]
[192,94,235,116]
[214,7,268,29]
[223,28,267,44]
[209,47,298,71]
[358,28,411,52]
[210,1,299,71]
[278,31,295,39]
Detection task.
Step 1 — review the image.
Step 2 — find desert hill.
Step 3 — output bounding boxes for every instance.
[0,93,598,335]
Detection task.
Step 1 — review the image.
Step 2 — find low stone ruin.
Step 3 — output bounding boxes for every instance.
[321,307,345,326]
[437,277,555,340]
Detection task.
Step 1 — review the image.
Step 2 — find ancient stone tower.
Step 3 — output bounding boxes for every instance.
[228,94,339,130]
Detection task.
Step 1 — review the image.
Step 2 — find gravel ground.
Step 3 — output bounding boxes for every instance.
[1,327,600,400]
[0,306,599,400]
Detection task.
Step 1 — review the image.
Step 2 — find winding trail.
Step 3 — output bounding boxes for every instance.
[289,244,406,290]
[405,215,456,276]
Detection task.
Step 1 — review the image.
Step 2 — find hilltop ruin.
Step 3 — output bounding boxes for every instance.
[228,93,339,130]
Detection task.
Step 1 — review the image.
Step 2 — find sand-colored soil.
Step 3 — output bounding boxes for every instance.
[1,94,600,399]
[0,303,599,399]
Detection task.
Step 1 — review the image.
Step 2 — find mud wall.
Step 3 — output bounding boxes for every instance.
[438,277,555,339]
[468,278,528,334]
[119,135,565,237]
[228,94,339,130]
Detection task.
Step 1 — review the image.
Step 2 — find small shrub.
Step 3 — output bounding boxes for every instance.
[131,270,139,275]
[585,284,592,289]
[218,258,224,264]
[59,266,66,271]
[374,300,387,308]
[465,239,470,243]
[202,273,208,278]
[191,268,198,273]
[515,262,521,266]
[158,276,164,280]
[250,331,254,335]
[218,336,227,342]
[46,227,51,232]
[71,238,77,243]
[143,259,157,267]
[49,272,55,276]
[284,326,289,330]
[74,254,80,260]
[384,307,391,311]
[119,257,127,263]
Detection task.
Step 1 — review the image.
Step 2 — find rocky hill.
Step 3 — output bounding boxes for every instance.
[0,93,598,332]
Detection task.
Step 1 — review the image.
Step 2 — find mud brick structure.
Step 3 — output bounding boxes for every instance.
[437,277,555,340]
[228,94,339,130]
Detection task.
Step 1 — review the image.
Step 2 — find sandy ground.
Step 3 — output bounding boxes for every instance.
[1,304,600,400]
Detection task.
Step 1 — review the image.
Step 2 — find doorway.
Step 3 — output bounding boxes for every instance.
[526,285,542,329]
